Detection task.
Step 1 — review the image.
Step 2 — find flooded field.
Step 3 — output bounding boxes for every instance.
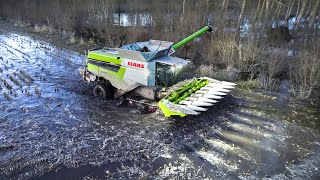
[0,25,319,180]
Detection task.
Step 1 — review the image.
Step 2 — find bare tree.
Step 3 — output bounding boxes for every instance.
[285,0,295,26]
[236,0,247,41]
[308,0,320,27]
[203,0,209,24]
[271,0,283,25]
[182,0,186,14]
[295,0,307,29]
[218,0,229,36]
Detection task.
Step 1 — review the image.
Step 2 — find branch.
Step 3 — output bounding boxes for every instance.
[274,0,285,6]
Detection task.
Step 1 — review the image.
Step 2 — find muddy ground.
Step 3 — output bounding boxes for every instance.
[0,21,320,180]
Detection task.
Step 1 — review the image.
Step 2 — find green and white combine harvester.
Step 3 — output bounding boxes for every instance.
[81,26,236,117]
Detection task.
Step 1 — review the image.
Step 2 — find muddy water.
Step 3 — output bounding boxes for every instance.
[0,30,319,180]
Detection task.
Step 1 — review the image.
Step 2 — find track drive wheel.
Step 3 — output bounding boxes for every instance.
[93,83,114,99]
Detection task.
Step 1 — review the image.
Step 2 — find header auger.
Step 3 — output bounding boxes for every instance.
[81,25,236,117]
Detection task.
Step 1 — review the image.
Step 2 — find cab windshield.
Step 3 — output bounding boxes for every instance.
[156,62,182,87]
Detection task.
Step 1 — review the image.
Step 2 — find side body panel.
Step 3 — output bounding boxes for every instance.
[86,52,157,94]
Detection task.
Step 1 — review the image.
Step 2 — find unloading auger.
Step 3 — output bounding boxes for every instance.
[81,25,236,117]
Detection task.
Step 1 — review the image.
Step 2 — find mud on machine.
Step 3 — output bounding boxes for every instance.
[81,26,236,117]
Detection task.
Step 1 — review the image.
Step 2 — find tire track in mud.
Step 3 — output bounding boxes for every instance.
[0,33,97,179]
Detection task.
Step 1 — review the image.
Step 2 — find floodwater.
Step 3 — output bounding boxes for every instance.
[0,27,319,180]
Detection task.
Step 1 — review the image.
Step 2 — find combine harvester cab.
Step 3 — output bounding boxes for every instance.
[82,25,236,117]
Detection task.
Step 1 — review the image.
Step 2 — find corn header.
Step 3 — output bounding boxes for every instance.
[81,26,236,117]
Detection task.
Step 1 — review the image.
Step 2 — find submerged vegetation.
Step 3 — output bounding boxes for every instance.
[0,0,319,103]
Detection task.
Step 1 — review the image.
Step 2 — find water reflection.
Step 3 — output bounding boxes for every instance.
[112,13,152,27]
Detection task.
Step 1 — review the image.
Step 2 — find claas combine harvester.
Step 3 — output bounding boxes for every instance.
[81,26,236,117]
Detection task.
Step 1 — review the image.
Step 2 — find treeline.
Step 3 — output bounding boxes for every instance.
[0,0,319,102]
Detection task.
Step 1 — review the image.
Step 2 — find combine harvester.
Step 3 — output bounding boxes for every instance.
[81,26,236,117]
